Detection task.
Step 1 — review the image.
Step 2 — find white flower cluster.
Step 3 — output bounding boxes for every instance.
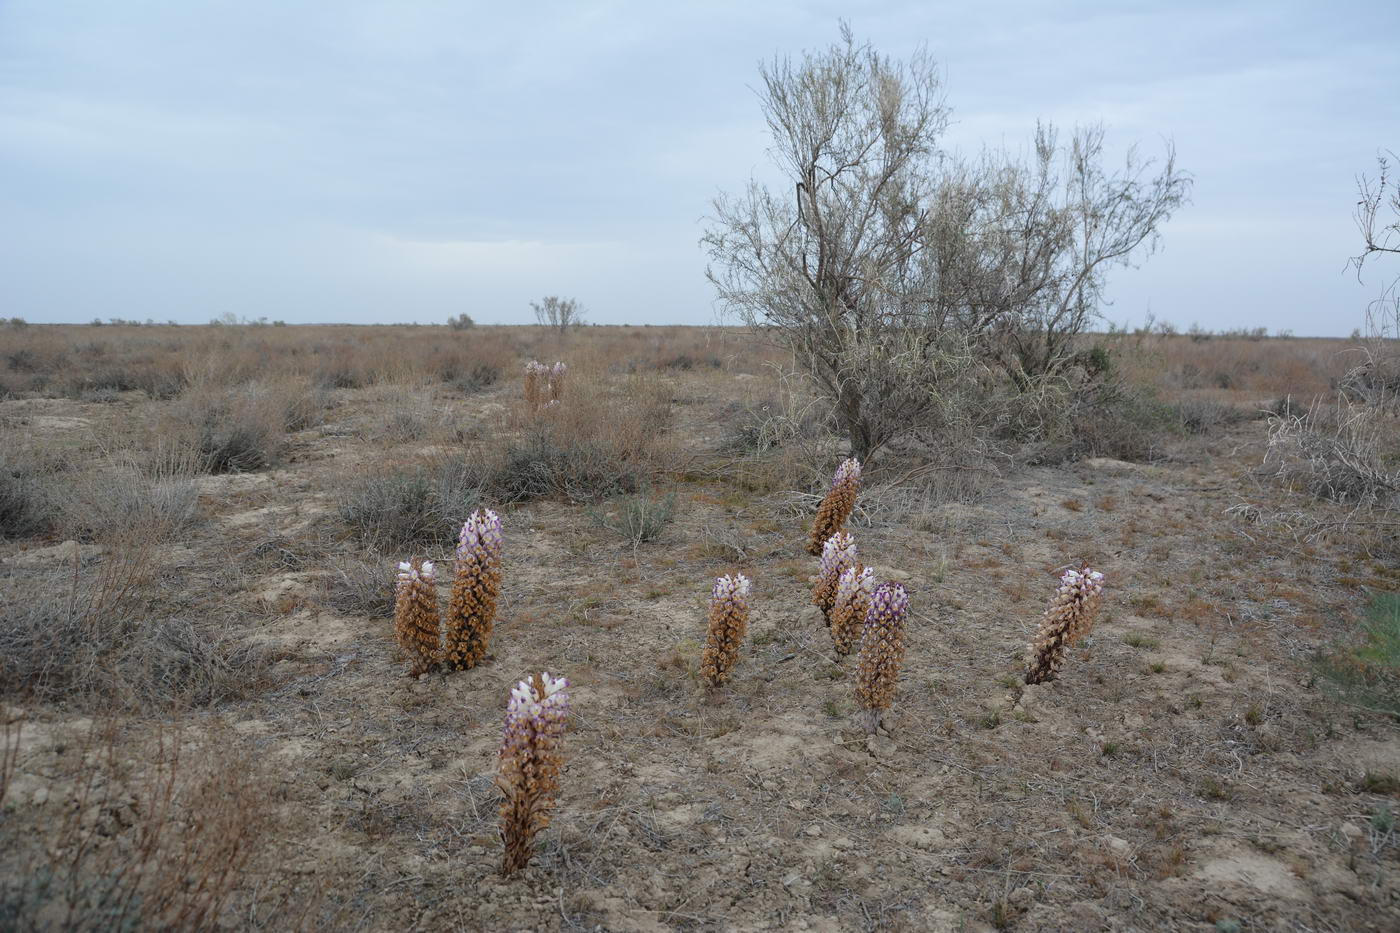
[457,508,503,560]
[836,565,874,605]
[712,573,752,604]
[820,532,857,579]
[1059,566,1105,597]
[502,672,570,747]
[551,362,566,380]
[831,457,861,489]
[396,560,435,585]
[525,360,549,377]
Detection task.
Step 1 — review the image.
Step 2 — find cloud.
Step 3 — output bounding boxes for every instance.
[1,0,1396,332]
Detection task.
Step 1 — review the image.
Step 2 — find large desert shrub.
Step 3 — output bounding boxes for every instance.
[704,26,1189,459]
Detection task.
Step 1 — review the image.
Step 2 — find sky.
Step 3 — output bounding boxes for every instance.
[1,1,1397,334]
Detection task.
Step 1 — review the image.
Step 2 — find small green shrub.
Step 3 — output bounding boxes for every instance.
[589,489,677,545]
[1315,592,1400,718]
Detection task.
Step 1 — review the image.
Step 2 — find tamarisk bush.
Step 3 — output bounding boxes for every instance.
[700,573,752,687]
[830,565,874,657]
[393,560,440,676]
[1025,565,1105,684]
[855,583,908,733]
[444,509,503,671]
[813,531,857,622]
[808,457,861,555]
[498,672,570,875]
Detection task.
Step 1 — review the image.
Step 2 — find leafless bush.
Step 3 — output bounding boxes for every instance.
[704,26,1189,459]
[0,718,270,930]
[531,295,585,334]
[321,557,396,617]
[1345,153,1400,411]
[1264,398,1399,507]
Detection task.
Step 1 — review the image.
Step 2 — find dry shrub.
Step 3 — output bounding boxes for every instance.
[0,527,265,706]
[1264,398,1399,506]
[479,372,677,503]
[0,446,54,539]
[171,376,326,473]
[322,557,396,617]
[372,384,441,443]
[335,455,482,552]
[0,717,272,930]
[47,444,201,542]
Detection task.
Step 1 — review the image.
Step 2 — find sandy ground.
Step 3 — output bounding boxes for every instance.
[3,366,1399,932]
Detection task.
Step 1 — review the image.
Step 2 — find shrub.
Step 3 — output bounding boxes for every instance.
[588,489,677,545]
[447,312,476,330]
[0,449,53,539]
[490,434,641,504]
[49,448,200,542]
[322,557,397,617]
[335,457,481,552]
[1315,592,1400,719]
[0,719,270,930]
[1264,398,1399,506]
[0,559,263,706]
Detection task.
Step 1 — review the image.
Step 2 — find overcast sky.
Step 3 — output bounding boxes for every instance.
[2,1,1396,333]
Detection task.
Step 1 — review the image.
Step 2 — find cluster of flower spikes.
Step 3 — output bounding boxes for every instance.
[443,509,503,671]
[807,457,861,555]
[523,360,550,410]
[813,531,858,623]
[498,672,570,875]
[1025,565,1106,685]
[700,573,752,687]
[830,565,875,657]
[547,361,566,402]
[855,582,909,733]
[393,560,441,676]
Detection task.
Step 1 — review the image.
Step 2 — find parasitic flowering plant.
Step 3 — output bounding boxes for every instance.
[808,458,861,555]
[1025,564,1106,685]
[548,361,567,403]
[829,564,875,657]
[444,509,503,671]
[393,559,441,676]
[700,573,752,687]
[523,360,549,411]
[813,531,858,623]
[498,671,570,875]
[854,582,909,733]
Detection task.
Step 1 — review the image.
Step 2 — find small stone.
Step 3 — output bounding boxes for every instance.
[1106,836,1131,856]
[789,799,807,812]
[865,735,897,758]
[1340,822,1363,842]
[833,837,854,850]
[782,872,803,887]
[803,824,822,838]
[31,786,49,806]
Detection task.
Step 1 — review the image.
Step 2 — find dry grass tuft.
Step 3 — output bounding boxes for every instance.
[0,716,272,930]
